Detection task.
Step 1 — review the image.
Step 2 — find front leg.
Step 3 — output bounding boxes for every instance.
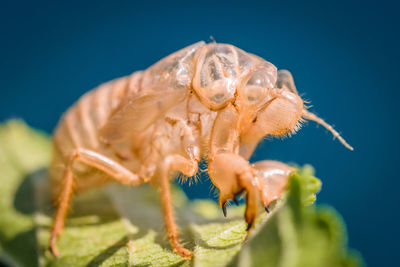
[208,104,260,232]
[252,160,294,210]
[158,154,198,259]
[209,152,260,230]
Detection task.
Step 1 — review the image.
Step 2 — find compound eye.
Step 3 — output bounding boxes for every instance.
[193,44,238,110]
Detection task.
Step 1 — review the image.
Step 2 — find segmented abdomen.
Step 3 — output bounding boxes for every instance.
[50,71,143,194]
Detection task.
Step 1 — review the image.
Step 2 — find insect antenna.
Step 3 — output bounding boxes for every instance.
[302,109,354,151]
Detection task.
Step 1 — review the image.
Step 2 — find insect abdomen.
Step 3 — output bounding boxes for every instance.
[50,71,143,193]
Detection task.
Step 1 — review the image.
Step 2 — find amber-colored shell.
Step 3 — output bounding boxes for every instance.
[49,41,352,259]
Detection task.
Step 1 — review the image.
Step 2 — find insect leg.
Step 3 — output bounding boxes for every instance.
[251,160,294,210]
[158,154,198,259]
[208,153,259,233]
[49,155,74,257]
[239,140,259,160]
[70,148,144,186]
[208,104,260,232]
[49,148,144,256]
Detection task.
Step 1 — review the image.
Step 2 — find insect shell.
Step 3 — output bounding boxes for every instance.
[49,41,353,259]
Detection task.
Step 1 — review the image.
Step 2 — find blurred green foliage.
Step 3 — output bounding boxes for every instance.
[0,121,362,266]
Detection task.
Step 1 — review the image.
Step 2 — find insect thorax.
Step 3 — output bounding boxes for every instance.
[192,43,278,111]
[139,41,278,112]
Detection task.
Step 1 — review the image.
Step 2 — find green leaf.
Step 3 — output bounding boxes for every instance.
[229,171,363,267]
[0,120,363,267]
[0,120,51,267]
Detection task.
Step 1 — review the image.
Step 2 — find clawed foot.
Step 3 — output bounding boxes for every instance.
[49,236,59,257]
[209,153,260,233]
[173,243,193,259]
[252,160,294,209]
[209,153,294,236]
[169,237,192,259]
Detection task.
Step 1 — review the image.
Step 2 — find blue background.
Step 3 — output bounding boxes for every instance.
[1,0,398,265]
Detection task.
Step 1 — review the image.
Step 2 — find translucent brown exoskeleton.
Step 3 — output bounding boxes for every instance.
[49,41,353,258]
